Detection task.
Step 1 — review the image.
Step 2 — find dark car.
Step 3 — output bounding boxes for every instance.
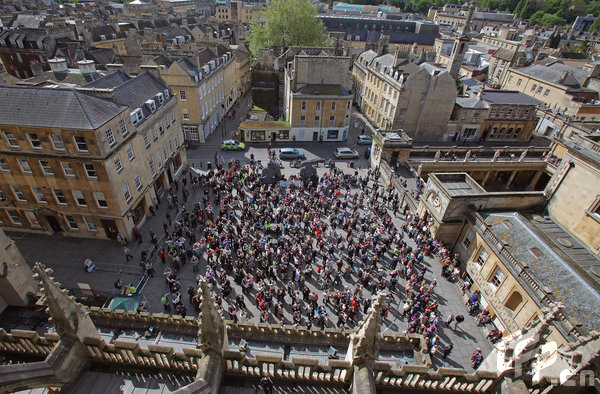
[279,148,305,160]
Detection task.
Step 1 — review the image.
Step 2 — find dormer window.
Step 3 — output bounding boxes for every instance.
[164,89,170,99]
[100,34,106,41]
[155,92,165,104]
[131,108,144,125]
[146,99,156,113]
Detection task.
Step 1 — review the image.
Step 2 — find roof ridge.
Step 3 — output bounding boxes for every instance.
[73,90,105,130]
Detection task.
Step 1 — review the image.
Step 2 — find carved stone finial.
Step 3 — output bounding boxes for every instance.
[347,291,387,367]
[196,277,227,354]
[32,262,101,342]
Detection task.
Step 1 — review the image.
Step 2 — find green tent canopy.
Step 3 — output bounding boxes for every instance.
[108,294,143,311]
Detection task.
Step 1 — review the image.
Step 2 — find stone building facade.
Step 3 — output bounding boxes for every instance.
[545,133,600,256]
[0,71,185,240]
[353,49,457,141]
[159,50,236,145]
[284,55,353,142]
[418,172,600,348]
[501,62,600,119]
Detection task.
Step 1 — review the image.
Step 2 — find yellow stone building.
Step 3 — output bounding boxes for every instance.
[215,0,264,22]
[284,55,353,142]
[353,49,457,141]
[0,71,186,240]
[160,50,236,144]
[501,62,600,119]
[418,172,600,348]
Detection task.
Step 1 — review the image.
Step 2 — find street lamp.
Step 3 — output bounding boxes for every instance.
[221,104,226,139]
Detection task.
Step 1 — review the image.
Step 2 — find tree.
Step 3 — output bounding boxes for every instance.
[416,0,431,13]
[248,0,325,56]
[591,17,600,32]
[528,10,546,24]
[540,13,566,26]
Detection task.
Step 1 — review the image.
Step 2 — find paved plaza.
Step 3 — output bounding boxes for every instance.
[10,151,492,373]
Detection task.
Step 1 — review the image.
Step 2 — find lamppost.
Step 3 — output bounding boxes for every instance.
[221,103,226,139]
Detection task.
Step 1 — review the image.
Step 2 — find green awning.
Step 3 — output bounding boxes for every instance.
[108,294,143,311]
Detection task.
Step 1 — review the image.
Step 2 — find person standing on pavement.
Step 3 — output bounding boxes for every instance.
[260,374,274,394]
[145,260,154,277]
[454,314,465,330]
[123,246,133,262]
[133,227,142,244]
[441,343,453,359]
[161,293,170,312]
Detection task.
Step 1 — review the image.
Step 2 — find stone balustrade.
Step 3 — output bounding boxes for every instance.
[83,336,201,373]
[373,363,498,392]
[0,328,59,358]
[223,350,353,384]
[0,324,501,392]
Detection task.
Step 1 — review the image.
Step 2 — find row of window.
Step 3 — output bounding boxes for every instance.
[488,127,522,139]
[248,130,290,141]
[489,106,531,118]
[4,131,88,152]
[462,231,506,288]
[301,101,339,111]
[1,209,97,232]
[299,115,337,127]
[1,185,108,208]
[179,71,225,102]
[530,83,552,97]
[0,157,98,178]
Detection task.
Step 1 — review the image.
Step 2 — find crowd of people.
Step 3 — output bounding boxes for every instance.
[133,157,491,366]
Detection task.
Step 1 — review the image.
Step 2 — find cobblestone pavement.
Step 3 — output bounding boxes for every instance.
[11,161,491,373]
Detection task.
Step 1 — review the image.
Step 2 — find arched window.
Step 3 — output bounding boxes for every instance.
[506,128,514,138]
[498,127,506,138]
[505,291,523,312]
[489,127,498,138]
[513,128,522,139]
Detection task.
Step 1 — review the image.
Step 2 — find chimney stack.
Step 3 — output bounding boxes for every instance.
[49,58,68,73]
[77,59,96,74]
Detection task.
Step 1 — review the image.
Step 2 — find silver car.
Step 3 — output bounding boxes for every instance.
[334,147,360,159]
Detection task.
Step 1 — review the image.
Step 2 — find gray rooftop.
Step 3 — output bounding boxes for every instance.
[85,71,171,120]
[0,85,127,130]
[483,212,600,336]
[514,63,590,87]
[481,89,542,106]
[456,96,489,109]
[298,84,349,96]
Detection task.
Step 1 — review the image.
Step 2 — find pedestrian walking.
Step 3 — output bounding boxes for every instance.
[123,246,133,262]
[445,314,454,327]
[454,314,465,330]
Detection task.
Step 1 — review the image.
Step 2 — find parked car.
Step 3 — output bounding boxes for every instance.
[279,148,305,160]
[357,135,373,145]
[221,140,246,150]
[334,147,360,159]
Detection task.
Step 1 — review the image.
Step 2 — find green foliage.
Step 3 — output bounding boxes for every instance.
[416,0,431,13]
[529,10,566,25]
[584,2,600,16]
[570,40,590,52]
[528,9,546,23]
[591,16,600,31]
[248,0,325,56]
